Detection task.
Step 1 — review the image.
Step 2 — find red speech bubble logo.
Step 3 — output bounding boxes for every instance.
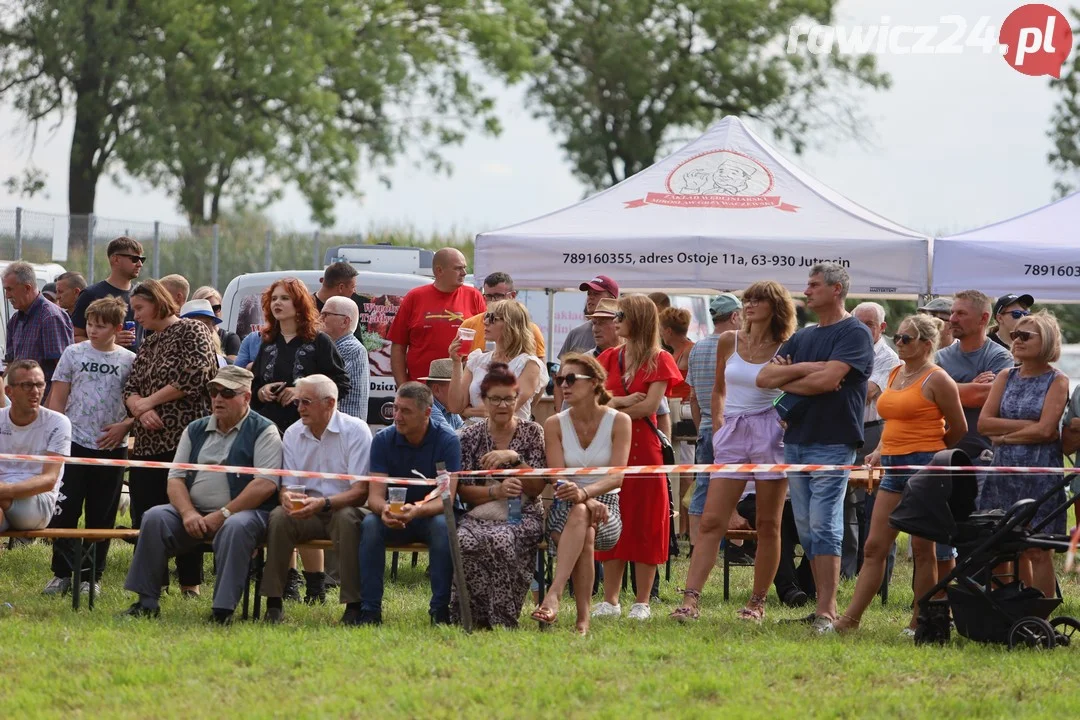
[1000,4,1074,77]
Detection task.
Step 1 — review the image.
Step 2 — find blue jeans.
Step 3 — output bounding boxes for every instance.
[880,452,956,561]
[689,426,714,516]
[785,443,856,559]
[359,513,451,615]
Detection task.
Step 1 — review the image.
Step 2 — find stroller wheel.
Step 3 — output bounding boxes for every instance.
[1050,616,1080,647]
[1008,617,1057,650]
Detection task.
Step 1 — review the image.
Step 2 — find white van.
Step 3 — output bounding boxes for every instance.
[0,261,68,359]
[220,270,432,428]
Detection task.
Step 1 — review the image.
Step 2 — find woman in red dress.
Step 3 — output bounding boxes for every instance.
[592,294,681,621]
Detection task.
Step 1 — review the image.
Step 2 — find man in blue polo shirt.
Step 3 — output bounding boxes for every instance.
[357,382,461,626]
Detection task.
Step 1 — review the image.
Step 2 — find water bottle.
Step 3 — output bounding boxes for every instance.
[507,496,522,525]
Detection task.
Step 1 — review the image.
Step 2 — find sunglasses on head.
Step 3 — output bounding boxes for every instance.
[893,333,920,345]
[208,386,240,399]
[555,372,593,387]
[1009,329,1039,342]
[1005,309,1030,320]
[483,312,501,325]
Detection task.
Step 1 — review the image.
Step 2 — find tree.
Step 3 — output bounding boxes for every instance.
[1049,10,1080,198]
[0,0,541,234]
[524,0,889,190]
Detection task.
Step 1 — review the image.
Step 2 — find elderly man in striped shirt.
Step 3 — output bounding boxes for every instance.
[319,296,369,422]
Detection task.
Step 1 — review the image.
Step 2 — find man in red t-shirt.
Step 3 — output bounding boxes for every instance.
[389,248,485,385]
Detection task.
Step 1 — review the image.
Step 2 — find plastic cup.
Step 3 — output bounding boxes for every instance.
[457,327,476,357]
[284,484,307,510]
[388,487,407,514]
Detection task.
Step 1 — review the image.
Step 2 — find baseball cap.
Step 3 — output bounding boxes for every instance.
[579,275,619,297]
[586,298,620,319]
[917,297,953,314]
[993,293,1034,317]
[710,293,742,317]
[210,365,254,391]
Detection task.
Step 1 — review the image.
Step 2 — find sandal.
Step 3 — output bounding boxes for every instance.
[531,606,558,626]
[669,588,701,622]
[831,614,861,633]
[737,593,767,622]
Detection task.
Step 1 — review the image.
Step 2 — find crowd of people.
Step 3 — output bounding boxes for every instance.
[0,238,1076,636]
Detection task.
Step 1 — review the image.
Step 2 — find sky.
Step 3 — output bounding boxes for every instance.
[0,0,1072,239]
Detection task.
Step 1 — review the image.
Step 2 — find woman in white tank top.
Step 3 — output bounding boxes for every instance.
[671,281,797,623]
[534,352,631,635]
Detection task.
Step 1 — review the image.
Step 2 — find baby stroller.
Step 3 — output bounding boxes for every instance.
[889,448,1079,649]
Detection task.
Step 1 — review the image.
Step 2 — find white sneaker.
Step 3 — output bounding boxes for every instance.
[591,601,622,618]
[43,576,71,595]
[628,603,652,620]
[79,581,102,596]
[900,627,916,638]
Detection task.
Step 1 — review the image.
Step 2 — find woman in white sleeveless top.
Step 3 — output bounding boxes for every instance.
[671,281,797,623]
[449,299,548,425]
[533,352,631,635]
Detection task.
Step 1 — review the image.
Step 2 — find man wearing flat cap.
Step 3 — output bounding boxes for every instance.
[917,297,955,349]
[121,365,283,624]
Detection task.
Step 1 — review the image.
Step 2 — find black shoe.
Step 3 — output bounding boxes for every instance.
[120,601,159,619]
[284,568,302,603]
[340,608,366,626]
[263,607,284,624]
[781,588,810,608]
[778,611,817,625]
[210,609,234,625]
[725,544,755,565]
[354,610,382,626]
[304,590,327,605]
[181,588,200,600]
[430,607,452,625]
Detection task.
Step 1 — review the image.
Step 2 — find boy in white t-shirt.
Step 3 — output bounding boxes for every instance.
[42,296,135,596]
[0,360,71,533]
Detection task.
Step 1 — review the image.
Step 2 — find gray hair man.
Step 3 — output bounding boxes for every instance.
[54,271,86,316]
[2,262,74,386]
[260,374,373,625]
[121,366,283,624]
[757,263,875,631]
[0,360,71,532]
[320,295,369,421]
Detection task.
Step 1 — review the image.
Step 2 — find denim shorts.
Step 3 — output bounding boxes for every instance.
[689,427,713,516]
[880,451,956,561]
[785,442,855,559]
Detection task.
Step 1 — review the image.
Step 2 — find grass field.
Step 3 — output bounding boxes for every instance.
[3,532,1080,719]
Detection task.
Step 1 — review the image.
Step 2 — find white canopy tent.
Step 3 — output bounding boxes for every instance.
[475,116,930,296]
[932,191,1080,301]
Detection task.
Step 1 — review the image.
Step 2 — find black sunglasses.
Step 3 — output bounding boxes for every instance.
[208,386,240,399]
[115,253,147,264]
[483,312,501,325]
[892,333,920,345]
[555,373,594,387]
[614,311,626,322]
[1009,329,1040,342]
[211,304,222,313]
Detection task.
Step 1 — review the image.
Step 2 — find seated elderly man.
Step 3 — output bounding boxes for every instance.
[358,382,461,626]
[0,360,71,531]
[121,366,282,624]
[260,374,372,625]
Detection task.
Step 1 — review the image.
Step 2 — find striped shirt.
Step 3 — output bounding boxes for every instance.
[686,333,721,432]
[334,333,370,421]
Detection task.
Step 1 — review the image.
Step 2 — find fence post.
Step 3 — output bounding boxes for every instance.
[14,206,22,259]
[153,221,161,278]
[313,230,321,270]
[87,214,97,284]
[264,230,272,272]
[211,224,220,289]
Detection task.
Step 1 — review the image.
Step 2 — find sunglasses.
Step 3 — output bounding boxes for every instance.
[555,373,594,387]
[1009,329,1040,342]
[614,311,626,322]
[115,253,147,264]
[208,386,240,399]
[293,396,327,407]
[483,312,502,325]
[483,293,509,303]
[892,333,921,345]
[1004,309,1030,320]
[211,304,222,313]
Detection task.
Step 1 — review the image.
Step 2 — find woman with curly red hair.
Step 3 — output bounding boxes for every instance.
[251,277,350,435]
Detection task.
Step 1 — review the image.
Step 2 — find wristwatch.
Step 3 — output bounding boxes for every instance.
[220,507,233,519]
[323,497,332,513]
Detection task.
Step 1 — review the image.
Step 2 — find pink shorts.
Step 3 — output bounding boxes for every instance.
[710,407,785,481]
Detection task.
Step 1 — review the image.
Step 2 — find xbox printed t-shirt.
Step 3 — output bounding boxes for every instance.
[0,407,71,506]
[388,284,485,382]
[52,342,135,449]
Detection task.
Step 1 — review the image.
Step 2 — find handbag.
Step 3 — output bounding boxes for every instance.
[619,349,676,465]
[466,490,509,522]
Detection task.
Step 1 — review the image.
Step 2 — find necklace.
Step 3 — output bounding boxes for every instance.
[569,405,604,448]
[895,362,933,389]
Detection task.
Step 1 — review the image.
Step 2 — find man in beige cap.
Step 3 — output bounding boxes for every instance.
[122,365,283,624]
[419,358,462,432]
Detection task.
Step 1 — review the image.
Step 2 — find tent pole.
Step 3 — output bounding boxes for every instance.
[546,289,556,363]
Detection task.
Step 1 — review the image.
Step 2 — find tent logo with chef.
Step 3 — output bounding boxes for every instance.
[624,149,798,212]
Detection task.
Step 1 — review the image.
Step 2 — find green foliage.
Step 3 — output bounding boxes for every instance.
[525,0,891,190]
[1048,9,1080,199]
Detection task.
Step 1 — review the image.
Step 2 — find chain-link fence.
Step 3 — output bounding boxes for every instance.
[0,207,380,291]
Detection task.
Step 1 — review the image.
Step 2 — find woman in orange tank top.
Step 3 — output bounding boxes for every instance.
[832,314,967,634]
